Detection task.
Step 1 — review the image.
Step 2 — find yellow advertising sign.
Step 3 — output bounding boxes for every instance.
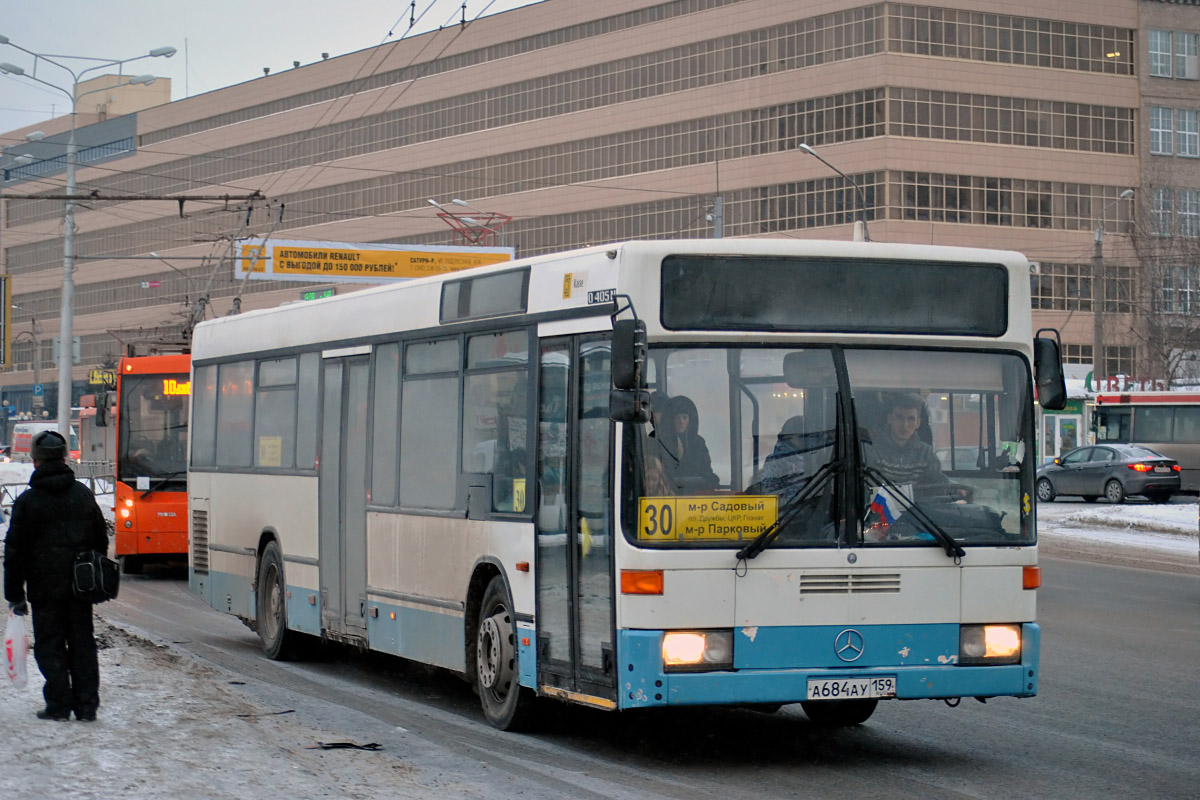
[237,238,513,285]
[637,496,778,542]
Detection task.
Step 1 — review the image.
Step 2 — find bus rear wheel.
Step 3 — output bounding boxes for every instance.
[475,576,536,731]
[121,555,144,575]
[800,698,878,727]
[257,541,298,661]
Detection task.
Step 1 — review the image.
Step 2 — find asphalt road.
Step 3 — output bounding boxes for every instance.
[103,556,1200,800]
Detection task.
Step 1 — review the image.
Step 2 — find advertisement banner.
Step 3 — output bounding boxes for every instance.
[235,239,513,284]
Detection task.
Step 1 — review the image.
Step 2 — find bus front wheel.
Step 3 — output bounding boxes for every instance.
[800,698,878,727]
[475,576,536,731]
[257,540,298,661]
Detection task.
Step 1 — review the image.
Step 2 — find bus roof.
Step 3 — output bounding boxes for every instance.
[1096,391,1200,405]
[192,239,1034,363]
[119,354,191,375]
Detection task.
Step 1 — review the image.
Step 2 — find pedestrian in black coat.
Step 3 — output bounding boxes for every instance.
[4,431,109,721]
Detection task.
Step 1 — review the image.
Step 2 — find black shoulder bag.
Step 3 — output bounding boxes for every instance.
[73,550,120,604]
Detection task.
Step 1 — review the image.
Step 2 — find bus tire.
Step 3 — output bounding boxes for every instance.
[257,540,298,661]
[800,698,878,727]
[475,576,536,731]
[1104,480,1126,504]
[121,555,144,575]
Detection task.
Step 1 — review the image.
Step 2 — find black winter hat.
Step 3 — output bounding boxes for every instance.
[31,430,68,462]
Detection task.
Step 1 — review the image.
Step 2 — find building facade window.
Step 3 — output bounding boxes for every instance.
[1180,189,1200,237]
[1153,188,1174,236]
[1175,31,1199,79]
[1150,29,1199,79]
[1031,262,1092,311]
[1150,29,1173,76]
[1177,109,1200,157]
[1151,106,1174,154]
[1062,344,1093,365]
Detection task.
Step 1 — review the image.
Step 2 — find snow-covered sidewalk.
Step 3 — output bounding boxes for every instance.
[0,620,437,799]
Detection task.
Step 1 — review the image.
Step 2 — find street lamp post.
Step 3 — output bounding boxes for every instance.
[1091,188,1135,384]
[798,143,871,242]
[0,36,174,437]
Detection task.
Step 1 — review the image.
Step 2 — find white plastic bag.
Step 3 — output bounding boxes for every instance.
[5,612,29,689]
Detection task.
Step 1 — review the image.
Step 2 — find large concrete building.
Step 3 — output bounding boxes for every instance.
[1,0,1197,424]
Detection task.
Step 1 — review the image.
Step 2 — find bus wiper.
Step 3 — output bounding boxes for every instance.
[863,466,965,560]
[141,471,186,499]
[736,460,840,561]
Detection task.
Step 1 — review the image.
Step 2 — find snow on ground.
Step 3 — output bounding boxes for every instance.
[0,465,1196,798]
[0,621,434,799]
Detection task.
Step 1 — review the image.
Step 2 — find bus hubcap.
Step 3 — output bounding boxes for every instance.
[477,613,513,691]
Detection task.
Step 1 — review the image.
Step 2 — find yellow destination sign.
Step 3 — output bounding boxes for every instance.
[637,496,778,542]
[238,239,512,284]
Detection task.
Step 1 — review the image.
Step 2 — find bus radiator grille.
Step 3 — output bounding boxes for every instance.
[799,574,901,594]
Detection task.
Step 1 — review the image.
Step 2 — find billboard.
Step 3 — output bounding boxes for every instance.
[235,239,513,285]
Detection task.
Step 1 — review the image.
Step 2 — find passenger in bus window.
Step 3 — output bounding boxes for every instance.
[659,395,719,493]
[748,416,816,501]
[643,453,673,497]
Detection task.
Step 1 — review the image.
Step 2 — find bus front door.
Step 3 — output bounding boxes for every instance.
[534,336,618,706]
[318,355,371,642]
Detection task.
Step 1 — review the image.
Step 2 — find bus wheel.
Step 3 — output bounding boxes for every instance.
[800,698,878,727]
[1104,480,1126,504]
[257,541,297,661]
[121,555,144,575]
[475,576,535,731]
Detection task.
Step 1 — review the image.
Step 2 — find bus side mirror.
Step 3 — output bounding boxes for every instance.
[610,389,650,423]
[1034,336,1067,411]
[611,319,647,390]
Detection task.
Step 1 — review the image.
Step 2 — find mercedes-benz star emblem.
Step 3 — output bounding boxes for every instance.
[834,628,866,662]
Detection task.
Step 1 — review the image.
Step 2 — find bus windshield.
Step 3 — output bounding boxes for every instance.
[118,373,189,486]
[622,347,1033,549]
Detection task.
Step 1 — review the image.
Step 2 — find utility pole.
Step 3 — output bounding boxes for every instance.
[710,196,724,238]
[1090,189,1134,386]
[1092,223,1106,385]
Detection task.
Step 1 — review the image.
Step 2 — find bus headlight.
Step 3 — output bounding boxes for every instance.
[662,630,733,672]
[959,624,1022,665]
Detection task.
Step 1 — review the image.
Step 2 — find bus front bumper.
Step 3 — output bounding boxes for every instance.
[615,623,1039,710]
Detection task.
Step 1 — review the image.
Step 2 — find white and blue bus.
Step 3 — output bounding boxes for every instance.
[188,239,1066,729]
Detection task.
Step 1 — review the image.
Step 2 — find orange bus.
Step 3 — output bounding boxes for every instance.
[114,354,191,573]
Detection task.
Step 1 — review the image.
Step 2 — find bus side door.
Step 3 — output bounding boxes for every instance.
[534,335,617,704]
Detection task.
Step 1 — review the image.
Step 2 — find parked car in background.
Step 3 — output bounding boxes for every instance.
[1036,444,1180,504]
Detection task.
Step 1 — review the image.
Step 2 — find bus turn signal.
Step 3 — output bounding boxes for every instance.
[621,570,663,595]
[1023,565,1041,589]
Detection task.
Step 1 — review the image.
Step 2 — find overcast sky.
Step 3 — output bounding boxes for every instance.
[0,0,540,136]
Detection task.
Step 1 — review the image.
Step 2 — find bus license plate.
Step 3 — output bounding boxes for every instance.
[806,676,896,700]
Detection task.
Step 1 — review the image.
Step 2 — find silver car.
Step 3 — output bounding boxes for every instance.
[1036,444,1180,504]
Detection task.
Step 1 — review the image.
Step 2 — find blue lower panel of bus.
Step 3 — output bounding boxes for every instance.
[367,599,465,673]
[617,623,1039,709]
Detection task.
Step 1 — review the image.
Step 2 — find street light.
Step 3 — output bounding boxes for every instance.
[0,35,174,437]
[798,142,871,242]
[10,305,41,411]
[1092,188,1136,384]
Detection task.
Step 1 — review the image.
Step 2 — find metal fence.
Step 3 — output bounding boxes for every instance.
[1,463,115,518]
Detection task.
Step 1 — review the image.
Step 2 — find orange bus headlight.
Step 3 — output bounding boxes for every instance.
[662,630,733,672]
[959,624,1022,665]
